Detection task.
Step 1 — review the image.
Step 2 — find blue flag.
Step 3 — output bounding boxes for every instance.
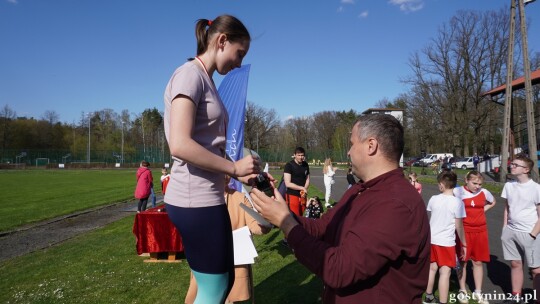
[219,64,251,191]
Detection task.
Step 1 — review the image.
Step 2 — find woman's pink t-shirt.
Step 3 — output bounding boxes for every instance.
[163,60,228,208]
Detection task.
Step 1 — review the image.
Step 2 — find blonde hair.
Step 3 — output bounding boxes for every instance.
[465,170,484,181]
[323,158,332,174]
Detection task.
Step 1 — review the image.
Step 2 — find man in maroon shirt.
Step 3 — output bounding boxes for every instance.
[251,114,430,303]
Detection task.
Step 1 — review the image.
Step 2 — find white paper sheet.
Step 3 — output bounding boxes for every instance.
[232,226,258,265]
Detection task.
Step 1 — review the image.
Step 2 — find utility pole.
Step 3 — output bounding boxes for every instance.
[518,0,539,180]
[501,0,538,181]
[501,0,517,181]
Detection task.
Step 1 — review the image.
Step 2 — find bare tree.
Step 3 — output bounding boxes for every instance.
[41,110,59,125]
[406,9,510,157]
[284,116,312,153]
[244,101,280,152]
[374,97,392,109]
[311,111,340,152]
[0,105,16,157]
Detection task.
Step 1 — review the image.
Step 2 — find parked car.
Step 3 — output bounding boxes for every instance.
[419,153,454,166]
[452,157,475,170]
[405,156,422,167]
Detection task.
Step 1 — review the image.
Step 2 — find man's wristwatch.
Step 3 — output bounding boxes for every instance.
[530,233,537,240]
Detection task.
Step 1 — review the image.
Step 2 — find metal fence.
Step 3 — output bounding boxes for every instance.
[1,148,171,167]
[1,148,349,168]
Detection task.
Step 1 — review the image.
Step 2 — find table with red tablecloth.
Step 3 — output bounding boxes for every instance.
[132,205,184,262]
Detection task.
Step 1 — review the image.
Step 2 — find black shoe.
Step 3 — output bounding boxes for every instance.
[423,295,440,304]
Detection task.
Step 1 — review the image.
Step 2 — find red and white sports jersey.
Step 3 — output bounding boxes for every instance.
[453,186,494,232]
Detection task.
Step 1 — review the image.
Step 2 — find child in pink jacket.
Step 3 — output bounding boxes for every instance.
[135,160,153,212]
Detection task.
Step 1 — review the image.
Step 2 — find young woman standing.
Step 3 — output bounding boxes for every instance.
[163,15,260,303]
[322,157,336,208]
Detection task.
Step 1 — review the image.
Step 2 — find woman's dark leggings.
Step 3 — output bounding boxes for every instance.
[137,197,149,212]
[166,203,234,303]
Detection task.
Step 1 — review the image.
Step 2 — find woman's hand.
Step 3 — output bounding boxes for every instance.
[239,171,276,188]
[232,155,261,178]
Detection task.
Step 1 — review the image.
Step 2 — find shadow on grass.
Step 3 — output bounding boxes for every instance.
[486,254,511,293]
[456,255,512,294]
[254,261,323,303]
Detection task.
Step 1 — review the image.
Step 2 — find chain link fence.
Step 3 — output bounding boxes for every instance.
[1,148,349,169]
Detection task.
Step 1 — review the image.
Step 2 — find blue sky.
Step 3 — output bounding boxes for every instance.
[1,0,539,124]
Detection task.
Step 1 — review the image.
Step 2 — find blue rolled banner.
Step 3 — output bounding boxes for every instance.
[219,64,251,191]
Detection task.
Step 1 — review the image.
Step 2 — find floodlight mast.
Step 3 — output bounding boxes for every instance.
[87,112,91,164]
[121,121,124,164]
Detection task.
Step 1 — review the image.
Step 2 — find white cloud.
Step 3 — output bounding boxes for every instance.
[337,0,354,12]
[388,0,424,13]
[7,0,18,4]
[358,10,369,18]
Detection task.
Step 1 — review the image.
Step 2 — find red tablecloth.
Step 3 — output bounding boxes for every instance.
[132,205,184,255]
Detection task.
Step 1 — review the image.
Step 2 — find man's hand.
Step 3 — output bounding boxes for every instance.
[251,187,298,237]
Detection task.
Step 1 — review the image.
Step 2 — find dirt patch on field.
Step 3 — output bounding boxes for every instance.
[0,201,139,262]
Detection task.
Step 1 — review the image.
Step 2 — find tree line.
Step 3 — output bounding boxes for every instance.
[1,8,540,166]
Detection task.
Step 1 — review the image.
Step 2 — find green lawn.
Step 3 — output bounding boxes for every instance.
[0,169,162,232]
[0,170,325,304]
[0,215,323,304]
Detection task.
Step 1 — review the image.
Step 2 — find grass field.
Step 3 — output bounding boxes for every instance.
[0,215,324,303]
[0,169,324,303]
[0,169,161,232]
[0,215,326,304]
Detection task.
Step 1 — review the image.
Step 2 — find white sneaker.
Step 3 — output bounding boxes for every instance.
[472,292,489,304]
[457,290,469,304]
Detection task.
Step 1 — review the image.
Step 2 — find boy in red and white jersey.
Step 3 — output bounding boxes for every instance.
[453,170,496,304]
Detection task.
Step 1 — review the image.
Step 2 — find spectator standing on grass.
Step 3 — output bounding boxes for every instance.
[163,15,260,303]
[453,171,496,304]
[251,114,430,303]
[423,170,467,304]
[322,157,336,208]
[160,167,170,195]
[501,155,540,304]
[442,154,449,170]
[135,160,153,212]
[185,176,270,304]
[473,153,480,171]
[283,147,310,217]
